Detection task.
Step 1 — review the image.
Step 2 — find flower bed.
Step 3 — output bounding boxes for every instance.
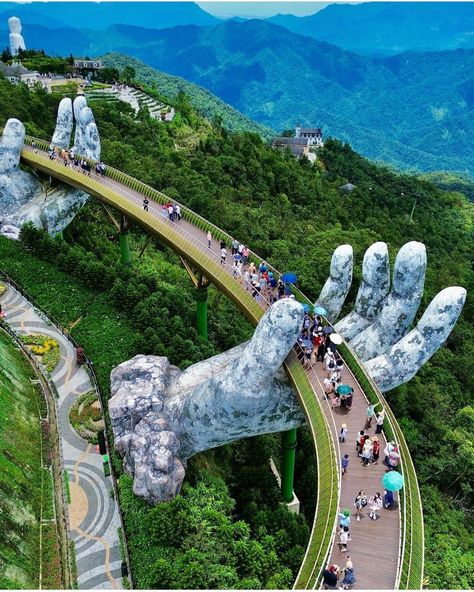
[69,391,104,444]
[20,334,61,372]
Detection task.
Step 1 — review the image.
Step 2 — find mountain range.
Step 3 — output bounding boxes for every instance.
[0,1,219,30]
[3,1,474,55]
[268,2,474,56]
[2,2,474,174]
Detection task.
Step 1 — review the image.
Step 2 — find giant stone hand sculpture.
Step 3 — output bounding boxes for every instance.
[110,241,465,504]
[109,299,306,503]
[0,96,100,238]
[321,241,466,391]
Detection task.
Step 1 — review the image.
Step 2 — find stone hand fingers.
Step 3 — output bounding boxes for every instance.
[73,96,101,160]
[51,97,73,149]
[365,287,466,391]
[230,298,304,390]
[335,241,390,340]
[349,241,426,361]
[315,244,353,323]
[0,118,25,174]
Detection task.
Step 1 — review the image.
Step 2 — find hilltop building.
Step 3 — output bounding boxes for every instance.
[295,125,324,147]
[0,61,40,87]
[73,59,103,79]
[272,124,323,162]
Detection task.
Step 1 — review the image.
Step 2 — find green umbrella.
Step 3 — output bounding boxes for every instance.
[383,471,404,492]
[337,384,353,395]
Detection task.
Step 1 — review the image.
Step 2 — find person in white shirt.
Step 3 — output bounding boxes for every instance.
[338,527,350,552]
[220,247,227,265]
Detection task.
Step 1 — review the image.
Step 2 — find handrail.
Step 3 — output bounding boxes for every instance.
[17,135,423,589]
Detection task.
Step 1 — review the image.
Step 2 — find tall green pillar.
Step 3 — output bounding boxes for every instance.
[281,428,297,503]
[119,231,131,265]
[196,285,208,340]
[119,215,131,266]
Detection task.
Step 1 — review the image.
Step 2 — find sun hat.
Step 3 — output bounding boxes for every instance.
[342,423,347,429]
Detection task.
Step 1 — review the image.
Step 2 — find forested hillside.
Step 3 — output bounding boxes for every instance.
[0,76,472,588]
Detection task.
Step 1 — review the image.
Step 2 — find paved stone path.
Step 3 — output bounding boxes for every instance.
[0,285,124,590]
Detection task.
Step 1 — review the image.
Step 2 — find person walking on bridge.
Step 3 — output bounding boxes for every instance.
[368,492,383,520]
[364,403,378,429]
[341,556,356,589]
[354,490,367,521]
[143,198,149,212]
[220,246,227,266]
[375,408,386,434]
[207,231,212,248]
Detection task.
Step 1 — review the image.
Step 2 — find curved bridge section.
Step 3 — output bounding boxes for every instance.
[19,136,423,589]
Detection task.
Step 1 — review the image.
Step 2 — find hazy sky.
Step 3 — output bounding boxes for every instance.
[197,2,331,18]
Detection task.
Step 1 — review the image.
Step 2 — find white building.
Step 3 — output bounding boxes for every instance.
[295,125,324,147]
[0,61,41,88]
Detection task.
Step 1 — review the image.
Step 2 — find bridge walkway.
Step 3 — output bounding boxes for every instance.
[17,139,424,589]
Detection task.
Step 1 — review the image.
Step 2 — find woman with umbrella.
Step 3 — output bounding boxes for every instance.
[337,384,354,409]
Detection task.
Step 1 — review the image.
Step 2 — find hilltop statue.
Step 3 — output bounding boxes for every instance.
[0,96,100,238]
[8,17,26,56]
[110,245,465,503]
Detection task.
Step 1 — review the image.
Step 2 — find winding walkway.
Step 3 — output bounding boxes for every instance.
[0,285,124,590]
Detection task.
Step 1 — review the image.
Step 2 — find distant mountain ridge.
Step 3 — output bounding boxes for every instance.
[2,15,474,175]
[267,2,474,56]
[0,1,219,31]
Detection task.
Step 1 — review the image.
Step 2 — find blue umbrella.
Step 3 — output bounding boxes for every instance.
[282,272,298,284]
[323,326,334,334]
[302,339,313,350]
[383,471,404,492]
[233,253,242,261]
[314,305,327,316]
[303,303,310,313]
[337,384,353,395]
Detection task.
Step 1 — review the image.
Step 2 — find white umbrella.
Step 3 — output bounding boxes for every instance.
[329,333,343,345]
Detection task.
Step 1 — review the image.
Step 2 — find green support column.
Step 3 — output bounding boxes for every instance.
[119,230,131,265]
[195,285,208,340]
[281,428,297,503]
[119,215,131,266]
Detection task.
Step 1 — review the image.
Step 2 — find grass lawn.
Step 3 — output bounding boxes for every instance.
[0,329,60,588]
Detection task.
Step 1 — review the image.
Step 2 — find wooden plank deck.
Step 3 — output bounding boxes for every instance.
[307,359,400,589]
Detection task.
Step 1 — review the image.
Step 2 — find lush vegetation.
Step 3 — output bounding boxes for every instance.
[100,53,272,137]
[0,71,472,588]
[0,329,61,589]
